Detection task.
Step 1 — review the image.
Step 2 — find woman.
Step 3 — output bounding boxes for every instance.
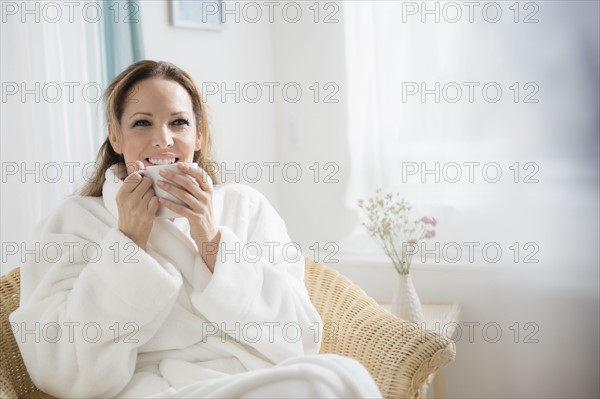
[9,60,382,398]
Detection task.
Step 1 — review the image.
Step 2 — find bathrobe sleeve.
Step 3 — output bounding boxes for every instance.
[8,197,183,399]
[191,184,323,364]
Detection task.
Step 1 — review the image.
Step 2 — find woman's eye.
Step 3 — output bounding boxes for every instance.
[173,119,190,126]
[133,120,150,127]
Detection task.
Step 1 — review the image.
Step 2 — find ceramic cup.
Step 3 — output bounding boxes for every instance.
[139,162,199,219]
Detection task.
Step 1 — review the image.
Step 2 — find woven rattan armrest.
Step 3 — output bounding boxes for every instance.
[304,259,456,399]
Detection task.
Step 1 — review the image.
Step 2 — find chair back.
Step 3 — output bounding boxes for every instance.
[1,268,52,398]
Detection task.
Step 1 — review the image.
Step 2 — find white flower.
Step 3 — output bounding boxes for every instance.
[358,190,438,275]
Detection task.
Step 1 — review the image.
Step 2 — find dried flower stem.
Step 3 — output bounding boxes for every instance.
[358,189,437,275]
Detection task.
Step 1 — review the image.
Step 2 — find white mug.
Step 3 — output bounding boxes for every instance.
[139,162,199,218]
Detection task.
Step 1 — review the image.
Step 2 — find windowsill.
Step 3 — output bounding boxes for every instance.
[327,226,504,273]
[325,252,502,273]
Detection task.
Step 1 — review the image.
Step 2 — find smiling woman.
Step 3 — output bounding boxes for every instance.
[8,60,383,398]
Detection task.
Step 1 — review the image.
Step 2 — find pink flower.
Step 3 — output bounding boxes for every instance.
[423,230,436,239]
[420,217,438,226]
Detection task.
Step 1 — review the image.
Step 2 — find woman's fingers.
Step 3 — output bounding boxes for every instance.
[140,183,157,207]
[132,177,155,204]
[157,179,201,211]
[177,163,213,193]
[156,166,211,211]
[122,160,151,196]
[159,168,203,196]
[122,171,143,193]
[158,197,195,218]
[147,196,160,213]
[115,166,158,250]
[134,160,145,171]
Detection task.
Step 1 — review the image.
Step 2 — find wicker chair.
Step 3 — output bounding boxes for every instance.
[1,259,456,399]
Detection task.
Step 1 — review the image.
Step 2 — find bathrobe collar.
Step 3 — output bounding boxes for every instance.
[101,163,126,220]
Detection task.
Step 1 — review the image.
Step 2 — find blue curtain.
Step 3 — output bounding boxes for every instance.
[100,0,145,88]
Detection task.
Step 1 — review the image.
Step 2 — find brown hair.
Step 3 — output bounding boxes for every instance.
[80,60,219,197]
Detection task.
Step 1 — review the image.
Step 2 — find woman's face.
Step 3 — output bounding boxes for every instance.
[109,77,201,174]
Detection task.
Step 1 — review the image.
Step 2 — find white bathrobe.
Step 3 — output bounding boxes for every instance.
[9,164,382,398]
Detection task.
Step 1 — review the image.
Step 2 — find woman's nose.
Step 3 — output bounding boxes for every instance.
[153,125,174,147]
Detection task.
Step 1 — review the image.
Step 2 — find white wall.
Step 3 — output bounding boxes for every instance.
[271,2,357,252]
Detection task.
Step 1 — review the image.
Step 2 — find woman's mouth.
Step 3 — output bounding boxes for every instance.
[146,157,179,166]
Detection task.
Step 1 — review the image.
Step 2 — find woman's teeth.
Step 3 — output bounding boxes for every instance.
[148,158,177,165]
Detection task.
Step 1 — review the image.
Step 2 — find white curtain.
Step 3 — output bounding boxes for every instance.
[1,5,104,272]
[341,1,599,270]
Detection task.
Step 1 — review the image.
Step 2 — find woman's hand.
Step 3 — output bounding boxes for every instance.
[157,163,220,272]
[116,160,159,250]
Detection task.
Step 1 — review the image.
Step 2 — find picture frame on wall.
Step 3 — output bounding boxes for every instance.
[170,0,224,30]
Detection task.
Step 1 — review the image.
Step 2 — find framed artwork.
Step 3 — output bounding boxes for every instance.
[170,0,224,30]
